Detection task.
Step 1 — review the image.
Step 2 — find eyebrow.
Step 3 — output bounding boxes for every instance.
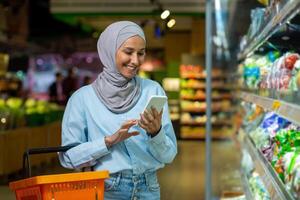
[123,47,145,51]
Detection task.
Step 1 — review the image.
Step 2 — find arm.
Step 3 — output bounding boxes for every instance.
[142,85,177,163]
[147,102,177,164]
[59,92,110,170]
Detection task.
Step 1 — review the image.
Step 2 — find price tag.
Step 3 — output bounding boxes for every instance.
[272,100,281,110]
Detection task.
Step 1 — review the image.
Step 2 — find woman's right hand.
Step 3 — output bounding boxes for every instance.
[104,120,139,148]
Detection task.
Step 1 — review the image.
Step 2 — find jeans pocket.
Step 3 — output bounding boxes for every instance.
[105,174,120,191]
[145,172,160,192]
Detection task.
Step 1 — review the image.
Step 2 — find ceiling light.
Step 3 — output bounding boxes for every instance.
[161,10,170,19]
[167,19,176,28]
[282,36,290,41]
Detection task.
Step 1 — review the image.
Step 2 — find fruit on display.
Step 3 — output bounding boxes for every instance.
[6,98,23,110]
[24,98,36,108]
[0,99,5,108]
[0,97,63,129]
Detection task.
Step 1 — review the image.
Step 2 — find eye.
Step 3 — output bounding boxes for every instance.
[138,51,145,56]
[124,50,132,55]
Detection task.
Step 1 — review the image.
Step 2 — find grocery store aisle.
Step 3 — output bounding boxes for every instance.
[159,140,242,200]
[0,140,242,200]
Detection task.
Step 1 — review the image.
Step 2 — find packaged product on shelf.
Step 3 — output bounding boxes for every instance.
[272,129,300,184]
[260,52,280,89]
[268,53,300,91]
[249,172,271,200]
[267,51,281,63]
[281,53,299,71]
[289,59,300,91]
[243,57,261,89]
[247,8,266,39]
[241,103,265,133]
[249,112,277,148]
[291,164,300,198]
[241,149,254,175]
[279,53,299,91]
[282,151,300,185]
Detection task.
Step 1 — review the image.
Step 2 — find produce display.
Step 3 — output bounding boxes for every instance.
[179,64,234,139]
[241,52,300,92]
[237,0,300,199]
[0,97,63,130]
[240,102,300,198]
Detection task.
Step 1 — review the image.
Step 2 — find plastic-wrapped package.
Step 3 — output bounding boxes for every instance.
[241,149,255,175]
[250,127,270,148]
[249,172,271,200]
[288,59,300,91]
[243,56,261,89]
[247,8,266,39]
[281,53,299,71]
[259,53,278,89]
[249,112,277,148]
[261,141,275,162]
[291,163,300,198]
[279,53,299,91]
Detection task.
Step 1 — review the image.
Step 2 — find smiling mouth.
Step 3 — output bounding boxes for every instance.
[126,65,137,71]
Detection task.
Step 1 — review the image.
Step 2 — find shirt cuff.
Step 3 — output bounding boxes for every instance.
[90,138,110,158]
[148,127,166,145]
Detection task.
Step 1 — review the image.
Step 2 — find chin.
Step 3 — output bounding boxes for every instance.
[126,74,136,79]
[122,71,137,79]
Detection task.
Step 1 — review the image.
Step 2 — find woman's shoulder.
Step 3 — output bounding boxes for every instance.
[68,85,94,103]
[138,77,165,95]
[139,77,161,88]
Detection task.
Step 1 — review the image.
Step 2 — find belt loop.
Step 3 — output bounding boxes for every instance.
[144,171,154,186]
[117,171,122,182]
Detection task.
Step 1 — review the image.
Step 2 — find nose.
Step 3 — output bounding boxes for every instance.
[131,53,139,65]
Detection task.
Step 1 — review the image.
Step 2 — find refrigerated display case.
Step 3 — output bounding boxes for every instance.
[237,0,300,199]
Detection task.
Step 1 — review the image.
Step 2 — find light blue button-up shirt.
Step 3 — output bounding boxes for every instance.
[59,77,177,174]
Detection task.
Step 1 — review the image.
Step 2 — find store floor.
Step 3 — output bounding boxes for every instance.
[0,140,242,200]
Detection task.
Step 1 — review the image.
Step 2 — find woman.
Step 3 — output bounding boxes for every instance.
[59,21,177,200]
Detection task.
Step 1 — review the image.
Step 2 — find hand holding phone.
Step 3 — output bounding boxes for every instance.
[139,95,167,136]
[143,95,167,113]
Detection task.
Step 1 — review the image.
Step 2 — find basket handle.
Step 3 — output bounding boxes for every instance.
[23,144,79,178]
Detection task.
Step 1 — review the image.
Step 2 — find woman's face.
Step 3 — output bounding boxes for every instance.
[116,35,146,79]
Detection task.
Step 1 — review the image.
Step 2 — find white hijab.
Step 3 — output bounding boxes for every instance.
[92,21,146,113]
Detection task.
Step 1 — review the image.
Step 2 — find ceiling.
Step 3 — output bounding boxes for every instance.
[50,0,206,14]
[50,0,206,32]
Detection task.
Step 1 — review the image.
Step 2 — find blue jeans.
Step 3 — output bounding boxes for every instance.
[104,170,160,200]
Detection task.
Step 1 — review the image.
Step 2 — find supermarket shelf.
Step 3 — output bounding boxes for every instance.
[180,121,232,126]
[238,0,300,60]
[180,74,227,79]
[181,85,236,90]
[180,96,232,101]
[243,134,294,200]
[241,172,254,200]
[181,108,230,113]
[180,133,230,140]
[240,92,300,126]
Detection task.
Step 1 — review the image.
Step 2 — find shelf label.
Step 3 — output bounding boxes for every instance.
[272,100,281,110]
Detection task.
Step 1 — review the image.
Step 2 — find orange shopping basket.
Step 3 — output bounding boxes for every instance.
[9,145,109,200]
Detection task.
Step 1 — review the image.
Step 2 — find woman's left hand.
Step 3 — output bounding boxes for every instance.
[138,107,163,137]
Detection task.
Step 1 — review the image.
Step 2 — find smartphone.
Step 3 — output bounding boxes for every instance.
[143,95,168,113]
